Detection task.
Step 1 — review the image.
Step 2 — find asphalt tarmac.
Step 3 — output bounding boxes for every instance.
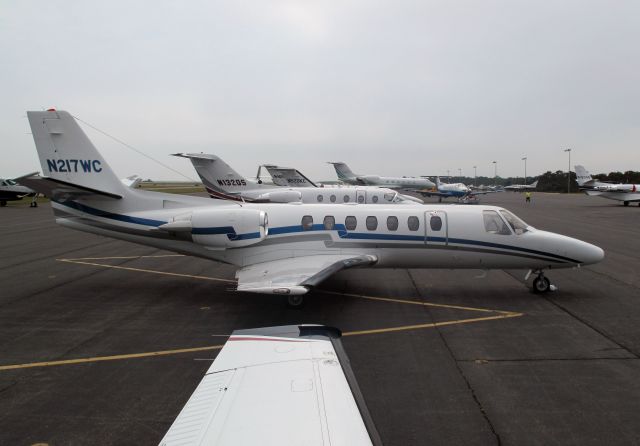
[1,192,639,445]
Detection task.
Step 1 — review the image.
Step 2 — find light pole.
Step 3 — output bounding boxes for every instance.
[563,148,571,193]
[473,165,477,187]
[492,161,497,186]
[458,168,462,182]
[522,156,527,184]
[446,169,450,180]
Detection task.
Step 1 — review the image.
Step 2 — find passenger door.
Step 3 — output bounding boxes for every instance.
[424,210,448,245]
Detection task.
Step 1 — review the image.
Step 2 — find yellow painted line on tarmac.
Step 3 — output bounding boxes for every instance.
[57,258,235,284]
[60,254,185,261]
[343,312,523,337]
[0,344,225,371]
[0,313,523,371]
[3,254,524,372]
[326,290,514,314]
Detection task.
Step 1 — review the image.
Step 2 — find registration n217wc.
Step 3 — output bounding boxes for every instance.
[19,110,604,306]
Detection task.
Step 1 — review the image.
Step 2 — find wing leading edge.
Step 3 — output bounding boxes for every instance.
[159,325,382,446]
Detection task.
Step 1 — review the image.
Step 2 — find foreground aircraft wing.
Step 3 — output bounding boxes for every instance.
[159,325,382,446]
[236,254,377,295]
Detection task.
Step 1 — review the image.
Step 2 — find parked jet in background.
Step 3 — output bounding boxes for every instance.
[328,162,435,190]
[504,180,538,192]
[22,110,604,307]
[175,153,422,205]
[256,164,315,187]
[575,165,640,206]
[418,177,495,203]
[1,176,38,207]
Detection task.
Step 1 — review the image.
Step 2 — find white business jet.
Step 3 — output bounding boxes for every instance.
[174,153,422,205]
[504,180,538,192]
[328,162,435,190]
[575,165,640,206]
[21,110,603,307]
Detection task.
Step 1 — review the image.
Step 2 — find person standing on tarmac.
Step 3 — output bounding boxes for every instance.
[525,191,532,203]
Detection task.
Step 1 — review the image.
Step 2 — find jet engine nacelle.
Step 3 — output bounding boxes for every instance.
[190,208,268,248]
[254,190,302,203]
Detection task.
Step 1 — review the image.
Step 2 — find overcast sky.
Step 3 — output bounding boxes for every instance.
[2,0,638,181]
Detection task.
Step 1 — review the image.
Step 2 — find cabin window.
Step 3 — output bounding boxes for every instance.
[430,216,443,231]
[499,210,529,234]
[372,195,379,203]
[344,195,350,203]
[482,210,511,235]
[301,215,314,231]
[408,216,420,231]
[345,216,357,230]
[330,195,337,203]
[317,194,324,202]
[357,194,365,203]
[387,216,399,231]
[366,216,378,230]
[323,216,335,230]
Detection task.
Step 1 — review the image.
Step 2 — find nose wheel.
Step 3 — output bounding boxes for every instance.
[531,272,557,294]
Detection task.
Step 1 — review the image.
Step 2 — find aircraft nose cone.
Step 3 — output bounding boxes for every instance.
[581,242,605,265]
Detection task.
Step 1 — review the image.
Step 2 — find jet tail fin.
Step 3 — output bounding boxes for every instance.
[328,162,357,181]
[530,180,538,188]
[27,110,127,199]
[574,165,593,186]
[173,153,254,198]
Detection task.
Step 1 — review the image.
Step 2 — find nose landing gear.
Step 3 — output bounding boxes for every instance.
[530,271,557,294]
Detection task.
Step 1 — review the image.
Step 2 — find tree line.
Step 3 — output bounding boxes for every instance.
[451,170,640,193]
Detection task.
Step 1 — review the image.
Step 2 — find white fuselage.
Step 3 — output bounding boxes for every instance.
[343,175,433,189]
[50,189,603,273]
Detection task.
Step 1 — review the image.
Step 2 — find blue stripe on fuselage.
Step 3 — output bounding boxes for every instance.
[54,200,577,262]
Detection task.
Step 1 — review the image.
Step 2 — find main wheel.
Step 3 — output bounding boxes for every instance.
[286,294,305,308]
[624,201,630,207]
[0,200,6,207]
[532,276,551,294]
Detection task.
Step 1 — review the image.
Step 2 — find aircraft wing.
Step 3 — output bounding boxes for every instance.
[235,254,377,295]
[159,325,382,446]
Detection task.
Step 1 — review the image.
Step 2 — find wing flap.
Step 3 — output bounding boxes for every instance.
[235,254,377,294]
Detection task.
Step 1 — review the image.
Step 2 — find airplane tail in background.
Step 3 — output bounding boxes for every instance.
[264,166,316,188]
[530,180,538,188]
[26,110,128,198]
[436,176,441,189]
[328,162,357,181]
[174,153,253,199]
[574,165,593,186]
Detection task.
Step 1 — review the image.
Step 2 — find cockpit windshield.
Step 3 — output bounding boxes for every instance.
[384,192,398,202]
[5,179,17,186]
[499,210,531,234]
